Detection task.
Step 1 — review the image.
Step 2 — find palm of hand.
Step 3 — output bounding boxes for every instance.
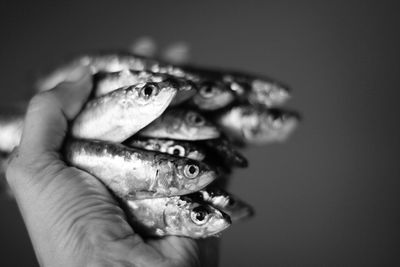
[12,156,216,267]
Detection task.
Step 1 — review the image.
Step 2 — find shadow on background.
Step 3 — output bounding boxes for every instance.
[0,1,399,266]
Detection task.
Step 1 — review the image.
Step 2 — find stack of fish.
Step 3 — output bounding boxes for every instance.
[0,52,300,238]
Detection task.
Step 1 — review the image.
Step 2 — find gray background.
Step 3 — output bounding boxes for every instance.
[0,1,399,266]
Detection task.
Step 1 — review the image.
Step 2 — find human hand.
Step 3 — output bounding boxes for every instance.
[6,66,219,267]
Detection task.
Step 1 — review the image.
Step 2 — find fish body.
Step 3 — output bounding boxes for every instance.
[216,105,300,145]
[183,65,291,107]
[190,186,254,222]
[64,139,217,200]
[125,137,206,161]
[139,108,220,141]
[72,80,178,142]
[126,195,231,238]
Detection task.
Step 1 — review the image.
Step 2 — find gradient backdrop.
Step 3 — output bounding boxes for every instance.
[0,1,399,266]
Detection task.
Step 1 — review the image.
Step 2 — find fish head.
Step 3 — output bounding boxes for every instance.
[174,158,217,194]
[249,80,291,107]
[181,110,220,140]
[192,81,235,110]
[165,201,231,238]
[243,107,300,144]
[132,81,177,109]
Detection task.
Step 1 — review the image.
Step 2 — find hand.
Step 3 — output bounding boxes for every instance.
[6,66,219,267]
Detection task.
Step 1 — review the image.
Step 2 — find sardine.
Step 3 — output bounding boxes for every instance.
[37,52,237,109]
[72,80,178,142]
[125,137,206,161]
[139,108,220,141]
[64,139,217,200]
[125,196,231,238]
[93,70,197,106]
[215,105,300,145]
[183,65,291,107]
[189,186,254,222]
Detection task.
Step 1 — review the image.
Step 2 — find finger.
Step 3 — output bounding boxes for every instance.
[35,60,88,92]
[162,42,191,64]
[19,66,92,157]
[129,36,158,58]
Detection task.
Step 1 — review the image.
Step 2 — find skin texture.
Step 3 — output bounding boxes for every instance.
[5,66,219,267]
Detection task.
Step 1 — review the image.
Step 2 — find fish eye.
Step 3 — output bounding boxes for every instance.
[168,145,185,157]
[200,84,216,98]
[190,205,211,225]
[186,112,205,126]
[183,164,200,179]
[140,83,158,99]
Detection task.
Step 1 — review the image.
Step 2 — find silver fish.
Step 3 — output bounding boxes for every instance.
[125,196,231,238]
[125,137,206,161]
[183,65,291,107]
[64,139,217,200]
[94,69,197,103]
[190,186,254,222]
[216,105,300,145]
[37,52,240,109]
[139,108,220,141]
[72,80,178,142]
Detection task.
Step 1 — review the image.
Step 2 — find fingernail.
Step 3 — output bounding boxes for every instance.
[64,65,90,83]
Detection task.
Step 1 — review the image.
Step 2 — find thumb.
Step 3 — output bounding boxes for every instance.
[19,66,92,157]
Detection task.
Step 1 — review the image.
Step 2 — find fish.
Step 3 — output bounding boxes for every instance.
[125,137,206,161]
[64,139,217,200]
[94,69,195,97]
[189,186,254,223]
[138,108,220,141]
[182,65,291,107]
[72,80,178,142]
[36,52,237,109]
[215,105,300,145]
[125,195,231,238]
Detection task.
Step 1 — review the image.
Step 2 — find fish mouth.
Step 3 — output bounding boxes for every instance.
[196,169,217,190]
[210,210,232,235]
[197,127,221,140]
[229,205,255,222]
